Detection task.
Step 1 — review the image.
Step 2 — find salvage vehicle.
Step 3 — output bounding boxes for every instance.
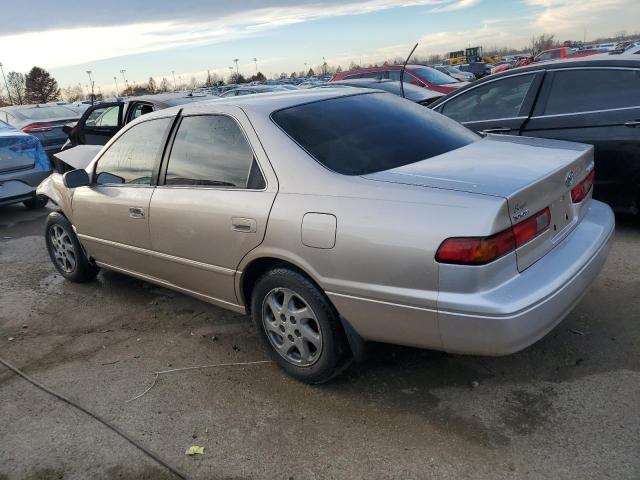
[62,92,213,151]
[330,65,468,94]
[533,46,603,62]
[0,104,80,156]
[430,56,640,213]
[432,65,476,82]
[0,120,51,208]
[322,78,443,105]
[38,89,614,383]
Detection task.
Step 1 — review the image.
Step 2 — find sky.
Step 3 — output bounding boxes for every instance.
[0,0,638,94]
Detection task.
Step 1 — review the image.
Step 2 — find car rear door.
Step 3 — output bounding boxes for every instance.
[72,116,174,275]
[522,67,640,211]
[72,102,124,146]
[433,71,543,134]
[147,106,278,308]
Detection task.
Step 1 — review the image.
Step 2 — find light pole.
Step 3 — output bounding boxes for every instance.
[228,66,234,83]
[86,70,94,104]
[171,71,176,91]
[304,63,307,77]
[234,58,239,77]
[113,76,119,96]
[0,62,12,105]
[322,56,327,76]
[120,69,128,92]
[253,58,258,75]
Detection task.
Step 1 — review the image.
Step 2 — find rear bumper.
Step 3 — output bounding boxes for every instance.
[437,200,615,355]
[0,169,51,206]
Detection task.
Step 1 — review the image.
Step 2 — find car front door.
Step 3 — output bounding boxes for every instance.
[72,116,174,274]
[148,107,278,308]
[434,71,543,134]
[522,67,640,211]
[72,102,124,147]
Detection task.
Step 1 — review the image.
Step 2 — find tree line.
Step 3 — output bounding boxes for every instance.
[0,67,60,106]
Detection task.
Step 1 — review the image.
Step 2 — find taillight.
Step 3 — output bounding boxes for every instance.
[436,207,551,265]
[512,208,550,247]
[22,123,53,133]
[570,170,595,203]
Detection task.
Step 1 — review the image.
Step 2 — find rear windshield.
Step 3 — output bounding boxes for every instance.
[410,66,459,85]
[272,92,478,175]
[19,105,78,120]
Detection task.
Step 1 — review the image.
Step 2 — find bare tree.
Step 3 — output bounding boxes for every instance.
[7,72,26,105]
[530,34,558,55]
[159,77,170,92]
[61,84,85,102]
[147,77,157,94]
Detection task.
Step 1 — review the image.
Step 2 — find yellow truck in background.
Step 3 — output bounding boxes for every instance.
[447,46,502,65]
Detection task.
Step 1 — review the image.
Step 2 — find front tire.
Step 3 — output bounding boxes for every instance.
[45,212,99,282]
[24,195,48,210]
[252,268,350,384]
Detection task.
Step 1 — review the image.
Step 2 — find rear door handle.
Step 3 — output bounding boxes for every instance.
[624,120,640,128]
[231,217,257,233]
[129,206,145,219]
[482,127,511,134]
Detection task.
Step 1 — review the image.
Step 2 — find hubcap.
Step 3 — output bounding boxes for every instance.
[49,225,76,273]
[262,288,322,366]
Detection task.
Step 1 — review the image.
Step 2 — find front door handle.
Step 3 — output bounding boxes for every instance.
[482,127,511,134]
[624,120,640,128]
[129,206,145,219]
[231,217,257,233]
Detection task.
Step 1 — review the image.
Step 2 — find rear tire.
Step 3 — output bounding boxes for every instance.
[251,268,351,384]
[23,195,48,210]
[45,212,99,283]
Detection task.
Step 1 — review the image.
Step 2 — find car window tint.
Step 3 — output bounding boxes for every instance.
[543,69,640,115]
[95,117,171,185]
[440,73,536,122]
[272,92,478,176]
[165,115,257,188]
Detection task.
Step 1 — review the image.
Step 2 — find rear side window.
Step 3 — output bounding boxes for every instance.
[165,115,261,188]
[272,93,478,176]
[95,117,172,185]
[440,73,537,122]
[542,69,640,115]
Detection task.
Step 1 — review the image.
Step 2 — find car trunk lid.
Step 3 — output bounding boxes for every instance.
[363,135,595,271]
[0,133,40,173]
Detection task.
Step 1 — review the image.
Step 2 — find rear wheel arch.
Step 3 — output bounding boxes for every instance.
[240,256,326,314]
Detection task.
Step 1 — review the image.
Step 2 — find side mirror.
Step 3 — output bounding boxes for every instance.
[63,169,90,188]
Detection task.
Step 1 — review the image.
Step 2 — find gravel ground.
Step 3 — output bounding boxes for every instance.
[1,203,639,480]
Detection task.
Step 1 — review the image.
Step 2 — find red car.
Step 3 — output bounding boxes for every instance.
[330,64,468,94]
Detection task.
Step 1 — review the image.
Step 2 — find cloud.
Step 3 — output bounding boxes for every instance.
[0,0,446,71]
[429,0,481,13]
[525,0,640,34]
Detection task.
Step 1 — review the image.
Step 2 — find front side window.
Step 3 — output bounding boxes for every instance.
[542,68,640,115]
[95,117,172,185]
[272,92,478,176]
[440,73,537,123]
[165,115,259,188]
[87,105,120,127]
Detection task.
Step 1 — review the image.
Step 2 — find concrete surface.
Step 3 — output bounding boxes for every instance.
[0,202,639,480]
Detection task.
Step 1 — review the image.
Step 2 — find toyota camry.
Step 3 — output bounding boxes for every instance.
[37,88,615,383]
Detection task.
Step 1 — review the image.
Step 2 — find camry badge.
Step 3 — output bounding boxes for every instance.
[565,170,575,188]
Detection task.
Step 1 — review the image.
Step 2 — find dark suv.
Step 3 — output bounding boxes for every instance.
[430,56,640,213]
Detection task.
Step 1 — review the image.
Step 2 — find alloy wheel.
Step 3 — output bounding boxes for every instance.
[262,288,323,366]
[49,225,76,273]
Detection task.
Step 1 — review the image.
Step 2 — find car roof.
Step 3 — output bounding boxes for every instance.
[139,88,374,120]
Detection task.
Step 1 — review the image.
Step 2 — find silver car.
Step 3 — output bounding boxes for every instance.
[38,89,615,383]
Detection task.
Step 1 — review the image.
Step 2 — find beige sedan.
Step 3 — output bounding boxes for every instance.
[38,89,613,383]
